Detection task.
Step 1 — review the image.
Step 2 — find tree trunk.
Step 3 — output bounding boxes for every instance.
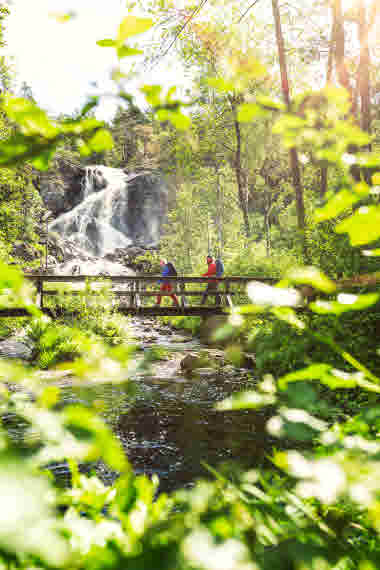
[358,0,371,139]
[320,5,336,198]
[229,95,251,238]
[334,0,352,98]
[271,0,307,259]
[215,165,224,257]
[264,193,271,257]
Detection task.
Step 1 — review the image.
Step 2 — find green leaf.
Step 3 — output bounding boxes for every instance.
[156,108,191,130]
[216,390,276,411]
[271,307,306,329]
[64,406,128,471]
[117,45,143,59]
[207,77,235,92]
[256,95,285,111]
[310,293,379,315]
[31,147,56,170]
[335,205,380,246]
[38,386,60,409]
[279,364,338,389]
[286,267,336,293]
[117,15,153,43]
[88,129,114,152]
[96,39,117,47]
[79,96,99,117]
[237,103,267,122]
[0,458,69,565]
[141,84,162,107]
[315,189,364,223]
[279,364,366,390]
[4,96,58,138]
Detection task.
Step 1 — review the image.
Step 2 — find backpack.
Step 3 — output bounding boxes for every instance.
[215,259,224,277]
[166,262,177,276]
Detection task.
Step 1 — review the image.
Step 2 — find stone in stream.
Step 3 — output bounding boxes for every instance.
[221,364,240,376]
[242,353,256,369]
[180,352,212,373]
[194,368,217,378]
[0,338,34,362]
[170,335,191,343]
[180,349,226,374]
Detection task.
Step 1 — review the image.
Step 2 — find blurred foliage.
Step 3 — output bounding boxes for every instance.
[0,2,380,569]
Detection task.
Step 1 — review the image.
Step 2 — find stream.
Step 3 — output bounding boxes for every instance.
[49,317,271,492]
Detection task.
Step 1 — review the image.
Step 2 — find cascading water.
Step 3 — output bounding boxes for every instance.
[50,166,133,257]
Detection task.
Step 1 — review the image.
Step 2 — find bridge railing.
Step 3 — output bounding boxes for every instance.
[24,274,277,313]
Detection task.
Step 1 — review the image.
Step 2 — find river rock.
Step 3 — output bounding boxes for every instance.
[194,368,216,378]
[242,353,256,369]
[171,335,191,343]
[0,338,34,361]
[180,352,211,372]
[221,364,240,376]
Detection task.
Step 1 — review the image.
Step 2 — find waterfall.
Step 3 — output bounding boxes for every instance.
[50,166,133,257]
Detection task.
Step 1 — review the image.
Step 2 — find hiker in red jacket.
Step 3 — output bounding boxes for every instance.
[201,255,220,305]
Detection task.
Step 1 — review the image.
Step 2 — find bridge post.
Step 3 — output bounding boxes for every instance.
[179,280,188,311]
[36,277,44,310]
[135,280,141,311]
[130,281,136,308]
[225,279,233,308]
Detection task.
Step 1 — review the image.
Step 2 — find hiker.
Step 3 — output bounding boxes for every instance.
[155,259,179,306]
[215,257,224,278]
[201,255,220,305]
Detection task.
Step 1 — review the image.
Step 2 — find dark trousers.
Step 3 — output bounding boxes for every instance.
[201,282,220,305]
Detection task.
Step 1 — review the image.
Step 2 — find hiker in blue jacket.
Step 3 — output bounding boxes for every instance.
[156,259,179,306]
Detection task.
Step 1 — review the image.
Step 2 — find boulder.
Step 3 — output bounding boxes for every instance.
[0,339,34,362]
[180,352,211,372]
[194,368,216,378]
[171,335,191,343]
[221,364,240,376]
[242,353,256,369]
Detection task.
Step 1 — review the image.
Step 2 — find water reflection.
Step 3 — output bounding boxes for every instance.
[58,371,270,492]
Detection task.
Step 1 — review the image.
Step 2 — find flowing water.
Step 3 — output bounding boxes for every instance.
[37,318,270,493]
[50,166,132,256]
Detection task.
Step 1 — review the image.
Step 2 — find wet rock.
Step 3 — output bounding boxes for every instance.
[37,159,84,217]
[194,368,216,378]
[171,335,191,343]
[11,241,39,262]
[0,339,34,361]
[204,349,225,365]
[221,365,240,376]
[242,353,256,369]
[36,369,74,381]
[180,352,211,372]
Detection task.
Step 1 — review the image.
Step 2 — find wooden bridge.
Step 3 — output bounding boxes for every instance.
[3,275,276,318]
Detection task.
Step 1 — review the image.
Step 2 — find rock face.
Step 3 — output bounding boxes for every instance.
[11,241,40,262]
[37,159,84,217]
[126,172,167,247]
[47,166,167,258]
